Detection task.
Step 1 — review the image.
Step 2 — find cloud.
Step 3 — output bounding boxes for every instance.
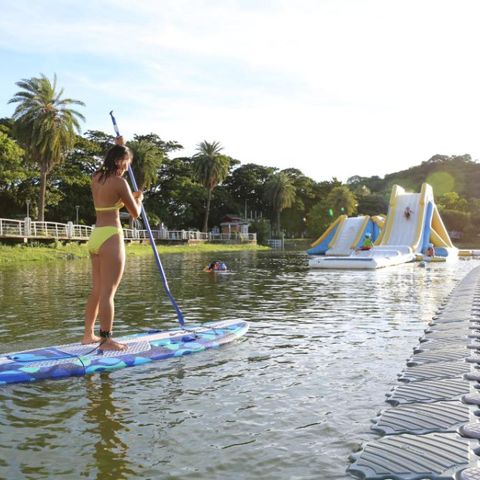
[1,0,480,181]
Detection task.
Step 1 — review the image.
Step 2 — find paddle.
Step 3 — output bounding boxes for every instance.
[109,111,185,327]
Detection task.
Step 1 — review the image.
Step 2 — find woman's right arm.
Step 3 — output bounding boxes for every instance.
[117,178,143,219]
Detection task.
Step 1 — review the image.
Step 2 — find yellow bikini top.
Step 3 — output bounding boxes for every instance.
[94,200,124,212]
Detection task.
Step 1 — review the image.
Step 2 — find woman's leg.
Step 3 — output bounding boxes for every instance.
[82,254,101,344]
[97,234,127,351]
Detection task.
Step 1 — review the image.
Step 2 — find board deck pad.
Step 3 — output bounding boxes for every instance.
[0,319,248,385]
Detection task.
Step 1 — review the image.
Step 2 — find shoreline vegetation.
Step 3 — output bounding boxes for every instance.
[3,75,480,246]
[0,242,270,266]
[0,238,478,267]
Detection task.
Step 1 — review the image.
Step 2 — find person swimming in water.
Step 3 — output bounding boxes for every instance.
[204,261,227,272]
[425,243,435,257]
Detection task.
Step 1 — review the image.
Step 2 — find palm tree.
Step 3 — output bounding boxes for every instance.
[193,140,230,232]
[9,74,85,221]
[326,186,357,217]
[127,138,165,191]
[264,172,296,236]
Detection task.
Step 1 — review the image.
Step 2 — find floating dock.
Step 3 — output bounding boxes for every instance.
[348,265,480,479]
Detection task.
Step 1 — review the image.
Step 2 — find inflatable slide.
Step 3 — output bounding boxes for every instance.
[307,215,383,256]
[309,183,457,269]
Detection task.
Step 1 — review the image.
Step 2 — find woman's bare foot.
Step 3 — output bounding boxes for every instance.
[98,338,127,352]
[81,334,101,345]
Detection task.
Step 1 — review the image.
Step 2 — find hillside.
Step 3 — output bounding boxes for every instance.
[345,154,480,242]
[348,154,480,199]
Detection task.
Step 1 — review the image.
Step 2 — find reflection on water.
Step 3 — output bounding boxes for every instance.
[83,375,134,480]
[0,252,479,479]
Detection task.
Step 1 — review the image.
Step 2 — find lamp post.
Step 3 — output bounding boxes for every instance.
[26,199,30,218]
[75,205,80,224]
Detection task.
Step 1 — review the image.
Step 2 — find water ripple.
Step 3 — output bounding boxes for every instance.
[0,253,479,479]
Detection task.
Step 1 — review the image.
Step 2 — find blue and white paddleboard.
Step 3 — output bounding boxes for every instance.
[0,319,248,386]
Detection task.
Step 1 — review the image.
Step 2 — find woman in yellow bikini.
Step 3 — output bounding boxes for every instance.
[82,136,143,351]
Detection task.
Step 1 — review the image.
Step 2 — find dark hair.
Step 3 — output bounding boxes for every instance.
[96,145,132,183]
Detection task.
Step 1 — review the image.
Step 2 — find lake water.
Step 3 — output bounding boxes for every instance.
[1,251,479,480]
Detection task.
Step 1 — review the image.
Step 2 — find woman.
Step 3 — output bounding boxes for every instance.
[82,137,143,351]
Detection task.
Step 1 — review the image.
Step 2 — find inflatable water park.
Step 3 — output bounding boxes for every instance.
[308,183,468,270]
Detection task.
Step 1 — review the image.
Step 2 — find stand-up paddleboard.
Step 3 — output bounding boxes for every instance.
[0,114,249,387]
[0,320,248,386]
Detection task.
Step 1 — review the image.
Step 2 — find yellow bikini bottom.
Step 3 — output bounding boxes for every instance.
[87,226,123,254]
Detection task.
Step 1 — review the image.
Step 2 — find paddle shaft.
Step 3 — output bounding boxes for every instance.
[109,111,185,326]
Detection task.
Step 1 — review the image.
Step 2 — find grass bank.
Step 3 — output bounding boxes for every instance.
[0,242,270,266]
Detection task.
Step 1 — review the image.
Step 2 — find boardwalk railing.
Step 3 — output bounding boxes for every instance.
[0,218,256,243]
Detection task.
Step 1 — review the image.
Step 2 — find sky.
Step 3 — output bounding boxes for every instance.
[1,0,480,182]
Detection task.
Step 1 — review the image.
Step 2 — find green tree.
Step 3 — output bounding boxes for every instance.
[356,192,388,216]
[8,74,85,220]
[347,174,385,194]
[437,191,468,212]
[149,156,205,229]
[0,132,25,189]
[326,186,357,217]
[132,133,183,155]
[193,140,230,232]
[0,132,28,217]
[281,168,316,236]
[467,198,480,236]
[441,209,470,233]
[226,163,276,197]
[0,117,14,137]
[48,134,103,223]
[306,185,357,238]
[264,172,296,236]
[127,137,165,191]
[249,217,271,244]
[306,201,332,237]
[223,163,277,218]
[83,130,115,157]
